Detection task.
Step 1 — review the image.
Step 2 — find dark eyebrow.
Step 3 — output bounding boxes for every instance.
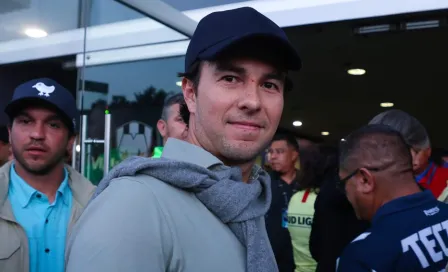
[46,115,64,122]
[16,112,31,119]
[214,62,246,75]
[15,112,63,123]
[263,72,287,82]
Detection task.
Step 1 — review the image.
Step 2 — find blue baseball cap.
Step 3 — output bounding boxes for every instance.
[185,7,301,72]
[5,78,79,133]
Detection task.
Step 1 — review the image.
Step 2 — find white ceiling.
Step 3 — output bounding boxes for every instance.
[0,0,79,42]
[0,0,250,43]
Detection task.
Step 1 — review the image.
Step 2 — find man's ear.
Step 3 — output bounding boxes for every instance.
[157,119,167,138]
[8,126,11,144]
[358,168,375,194]
[291,150,299,163]
[182,77,197,114]
[66,135,76,156]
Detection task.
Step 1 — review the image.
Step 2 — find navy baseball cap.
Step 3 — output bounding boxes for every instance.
[185,7,301,72]
[5,78,79,133]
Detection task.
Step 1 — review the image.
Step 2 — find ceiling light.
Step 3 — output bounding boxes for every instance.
[347,68,366,76]
[321,131,330,136]
[24,28,48,38]
[341,138,346,141]
[380,102,394,108]
[75,145,81,152]
[176,81,182,87]
[292,121,302,127]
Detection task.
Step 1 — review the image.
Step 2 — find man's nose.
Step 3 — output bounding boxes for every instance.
[237,83,261,113]
[29,124,45,140]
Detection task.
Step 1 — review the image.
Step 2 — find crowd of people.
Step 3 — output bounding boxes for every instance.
[0,6,448,272]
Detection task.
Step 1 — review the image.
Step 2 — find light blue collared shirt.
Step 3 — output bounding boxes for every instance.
[8,164,72,272]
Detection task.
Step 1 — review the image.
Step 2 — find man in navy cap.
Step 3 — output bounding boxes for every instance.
[336,124,448,271]
[0,78,95,272]
[66,7,300,272]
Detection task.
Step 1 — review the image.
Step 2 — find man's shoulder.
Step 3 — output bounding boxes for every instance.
[107,174,194,201]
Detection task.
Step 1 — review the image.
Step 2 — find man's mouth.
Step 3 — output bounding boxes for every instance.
[228,121,263,131]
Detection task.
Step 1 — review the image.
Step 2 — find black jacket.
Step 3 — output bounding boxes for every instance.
[309,177,370,272]
[265,173,296,272]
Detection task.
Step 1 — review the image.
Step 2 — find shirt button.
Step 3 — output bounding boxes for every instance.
[36,194,42,198]
[45,248,50,253]
[45,219,49,224]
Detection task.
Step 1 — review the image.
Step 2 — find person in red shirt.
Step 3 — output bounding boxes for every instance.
[369,109,448,198]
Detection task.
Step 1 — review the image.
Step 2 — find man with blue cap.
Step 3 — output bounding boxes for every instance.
[66,7,300,272]
[0,78,95,272]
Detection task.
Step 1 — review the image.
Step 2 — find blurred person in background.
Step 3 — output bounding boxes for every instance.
[266,133,300,272]
[0,126,11,166]
[153,93,188,157]
[287,145,337,272]
[309,144,369,272]
[336,124,448,271]
[369,109,448,198]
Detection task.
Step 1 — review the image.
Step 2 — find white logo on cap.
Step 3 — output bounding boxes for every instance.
[32,82,55,97]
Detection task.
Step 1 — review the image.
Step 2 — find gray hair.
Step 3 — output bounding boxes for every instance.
[160,93,185,121]
[368,109,430,150]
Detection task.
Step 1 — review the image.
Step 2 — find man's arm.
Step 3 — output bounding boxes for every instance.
[65,177,173,272]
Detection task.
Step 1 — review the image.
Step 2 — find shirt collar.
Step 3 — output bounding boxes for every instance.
[10,164,70,207]
[415,162,433,182]
[10,164,37,208]
[58,168,70,206]
[372,190,435,224]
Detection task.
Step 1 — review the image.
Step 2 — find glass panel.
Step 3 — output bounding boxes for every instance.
[88,0,248,27]
[89,0,145,26]
[78,56,184,183]
[164,0,248,11]
[0,0,81,42]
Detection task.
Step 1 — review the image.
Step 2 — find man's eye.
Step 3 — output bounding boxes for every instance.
[49,123,61,129]
[18,119,31,124]
[222,76,238,83]
[263,82,279,90]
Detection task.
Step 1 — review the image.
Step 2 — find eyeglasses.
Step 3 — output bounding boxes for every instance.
[336,167,380,193]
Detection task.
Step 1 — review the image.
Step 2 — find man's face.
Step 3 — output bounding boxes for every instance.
[410,147,431,174]
[338,168,375,221]
[183,58,285,163]
[157,103,188,144]
[10,107,74,175]
[268,140,298,173]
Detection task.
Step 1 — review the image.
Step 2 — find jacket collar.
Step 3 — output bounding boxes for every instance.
[372,190,435,224]
[0,161,95,222]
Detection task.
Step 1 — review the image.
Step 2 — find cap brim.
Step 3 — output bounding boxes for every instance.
[198,33,302,71]
[5,98,74,132]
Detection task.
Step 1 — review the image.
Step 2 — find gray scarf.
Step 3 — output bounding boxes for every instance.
[90,156,277,272]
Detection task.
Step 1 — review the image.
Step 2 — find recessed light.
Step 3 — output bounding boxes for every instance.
[176,81,182,87]
[347,68,366,76]
[321,131,330,136]
[341,138,346,141]
[380,102,394,108]
[292,121,302,127]
[24,28,48,38]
